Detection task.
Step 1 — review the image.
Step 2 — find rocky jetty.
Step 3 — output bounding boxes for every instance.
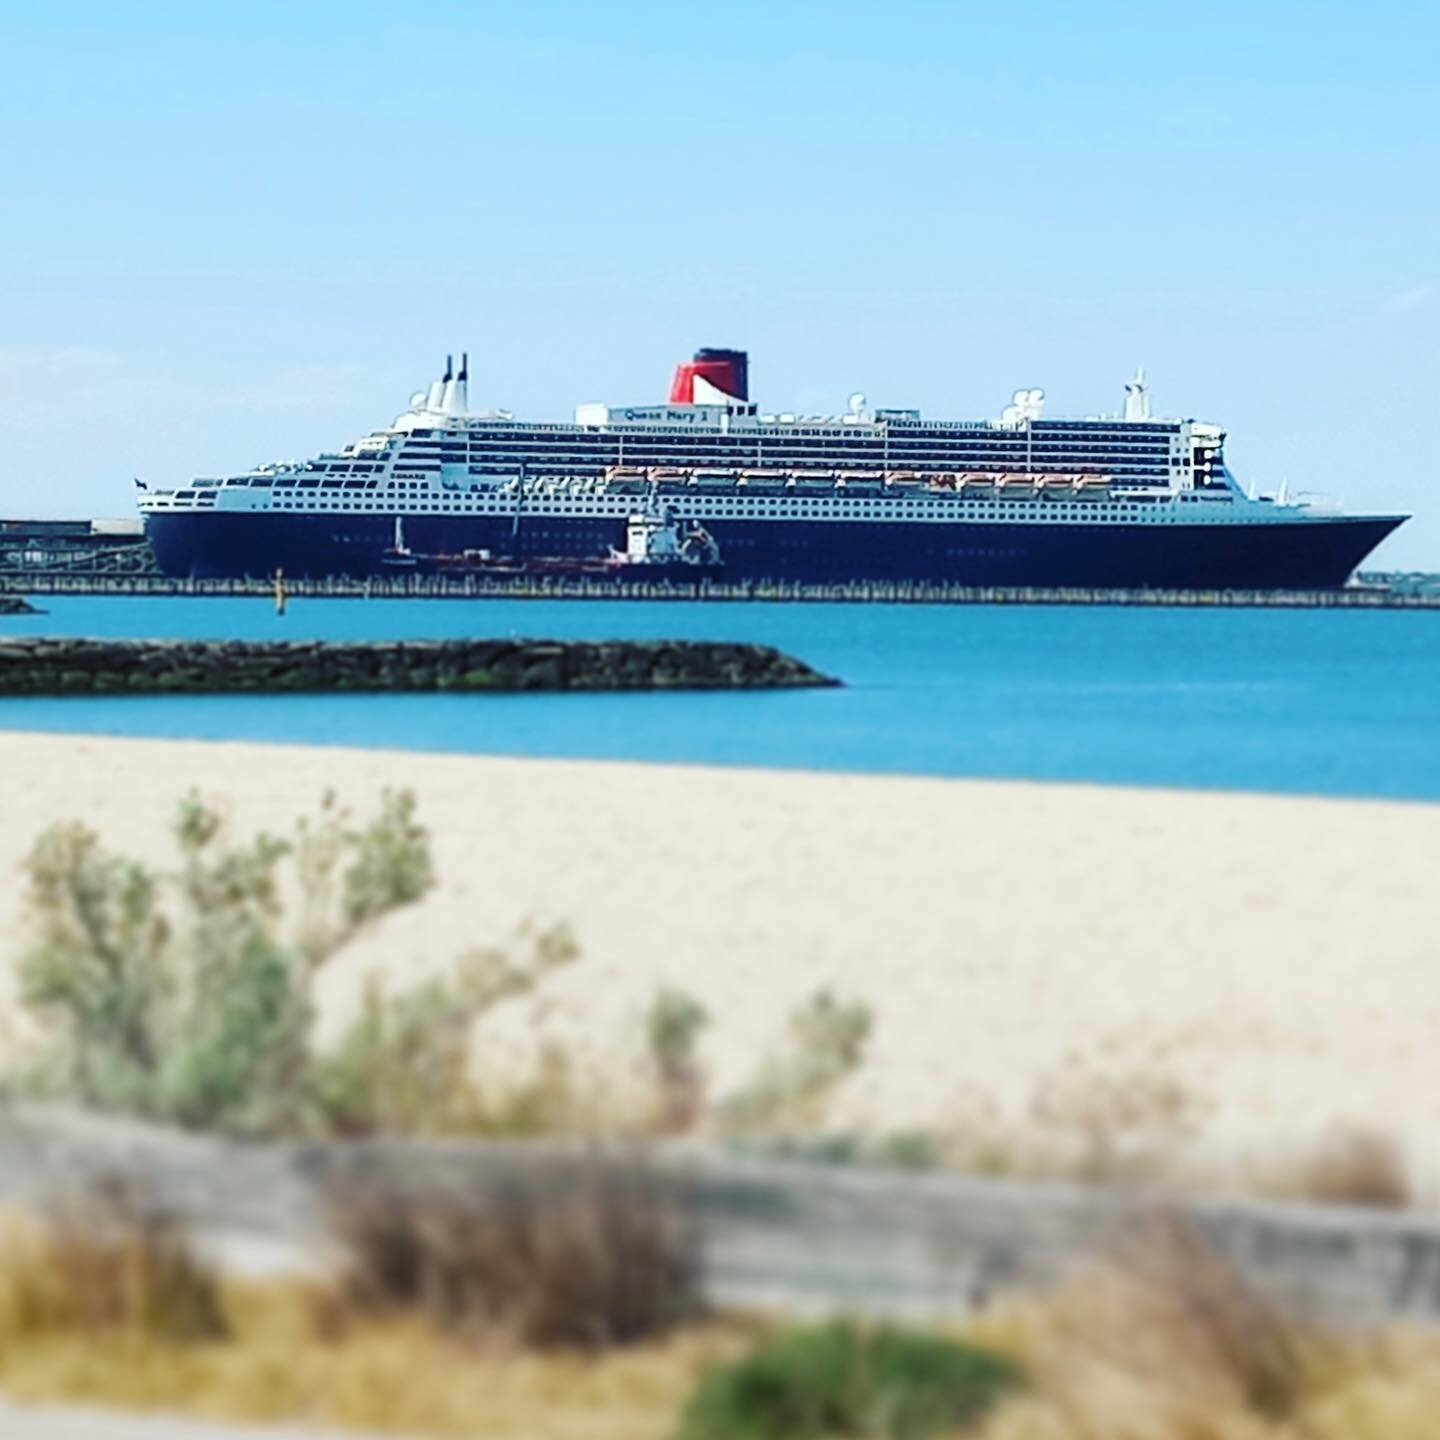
[0,596,39,615]
[0,637,837,695]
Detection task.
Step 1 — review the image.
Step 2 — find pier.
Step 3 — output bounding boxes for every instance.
[3,571,1440,608]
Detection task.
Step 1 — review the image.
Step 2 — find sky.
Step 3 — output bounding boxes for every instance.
[1,0,1436,564]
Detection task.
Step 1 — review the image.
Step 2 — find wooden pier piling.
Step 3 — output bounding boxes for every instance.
[2,573,1438,609]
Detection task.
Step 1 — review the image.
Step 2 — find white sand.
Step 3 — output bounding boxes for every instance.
[3,732,1439,1193]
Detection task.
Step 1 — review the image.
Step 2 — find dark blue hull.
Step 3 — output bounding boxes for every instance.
[145,511,1403,590]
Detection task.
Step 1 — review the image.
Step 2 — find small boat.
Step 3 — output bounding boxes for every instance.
[789,469,837,491]
[996,473,1038,500]
[692,468,739,491]
[608,508,724,577]
[604,466,649,492]
[738,469,787,492]
[1037,475,1077,499]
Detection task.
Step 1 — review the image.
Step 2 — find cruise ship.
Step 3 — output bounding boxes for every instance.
[138,348,1405,588]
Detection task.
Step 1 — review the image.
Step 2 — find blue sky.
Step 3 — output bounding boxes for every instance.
[2,0,1436,563]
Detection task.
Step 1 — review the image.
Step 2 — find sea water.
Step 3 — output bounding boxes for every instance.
[1,596,1437,801]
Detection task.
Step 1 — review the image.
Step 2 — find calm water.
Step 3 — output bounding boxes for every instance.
[1,596,1438,800]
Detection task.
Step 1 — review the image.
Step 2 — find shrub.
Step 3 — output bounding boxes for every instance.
[722,990,873,1134]
[341,787,433,927]
[648,988,711,1133]
[1286,1127,1411,1209]
[311,924,580,1136]
[14,790,436,1137]
[18,821,174,1114]
[328,1151,701,1350]
[675,1320,1019,1440]
[1028,1056,1203,1184]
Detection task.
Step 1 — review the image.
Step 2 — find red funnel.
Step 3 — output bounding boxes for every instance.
[669,347,748,404]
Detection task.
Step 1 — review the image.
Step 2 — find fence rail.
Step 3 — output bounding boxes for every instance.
[4,1105,1440,1326]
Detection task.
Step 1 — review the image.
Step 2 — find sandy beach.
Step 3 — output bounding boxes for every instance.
[3,731,1439,1195]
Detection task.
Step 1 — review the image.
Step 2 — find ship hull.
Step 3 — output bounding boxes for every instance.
[144,511,1403,590]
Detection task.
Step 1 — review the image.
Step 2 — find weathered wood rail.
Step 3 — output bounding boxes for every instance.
[4,1106,1440,1327]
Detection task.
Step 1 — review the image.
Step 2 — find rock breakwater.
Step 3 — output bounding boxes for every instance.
[0,637,837,695]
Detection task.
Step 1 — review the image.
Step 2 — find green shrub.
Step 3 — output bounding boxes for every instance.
[675,1320,1019,1440]
[15,789,437,1137]
[18,822,173,1114]
[310,924,580,1136]
[647,987,710,1133]
[722,990,873,1135]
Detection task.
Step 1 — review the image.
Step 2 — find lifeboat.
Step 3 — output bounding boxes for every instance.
[604,465,649,492]
[838,470,884,494]
[958,472,998,497]
[789,469,838,491]
[996,473,1038,500]
[738,469,787,492]
[647,467,690,490]
[1075,477,1113,500]
[883,470,923,490]
[691,468,739,491]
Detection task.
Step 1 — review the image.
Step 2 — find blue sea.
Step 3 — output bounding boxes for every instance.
[1,596,1438,801]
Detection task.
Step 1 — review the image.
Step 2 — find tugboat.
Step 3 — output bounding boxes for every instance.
[377,508,723,581]
[606,507,723,578]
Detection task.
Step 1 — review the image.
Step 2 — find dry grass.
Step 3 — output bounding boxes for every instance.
[968,1212,1440,1440]
[0,1294,753,1440]
[0,1168,723,1437]
[1264,1127,1412,1210]
[6,1189,1440,1439]
[0,1176,226,1346]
